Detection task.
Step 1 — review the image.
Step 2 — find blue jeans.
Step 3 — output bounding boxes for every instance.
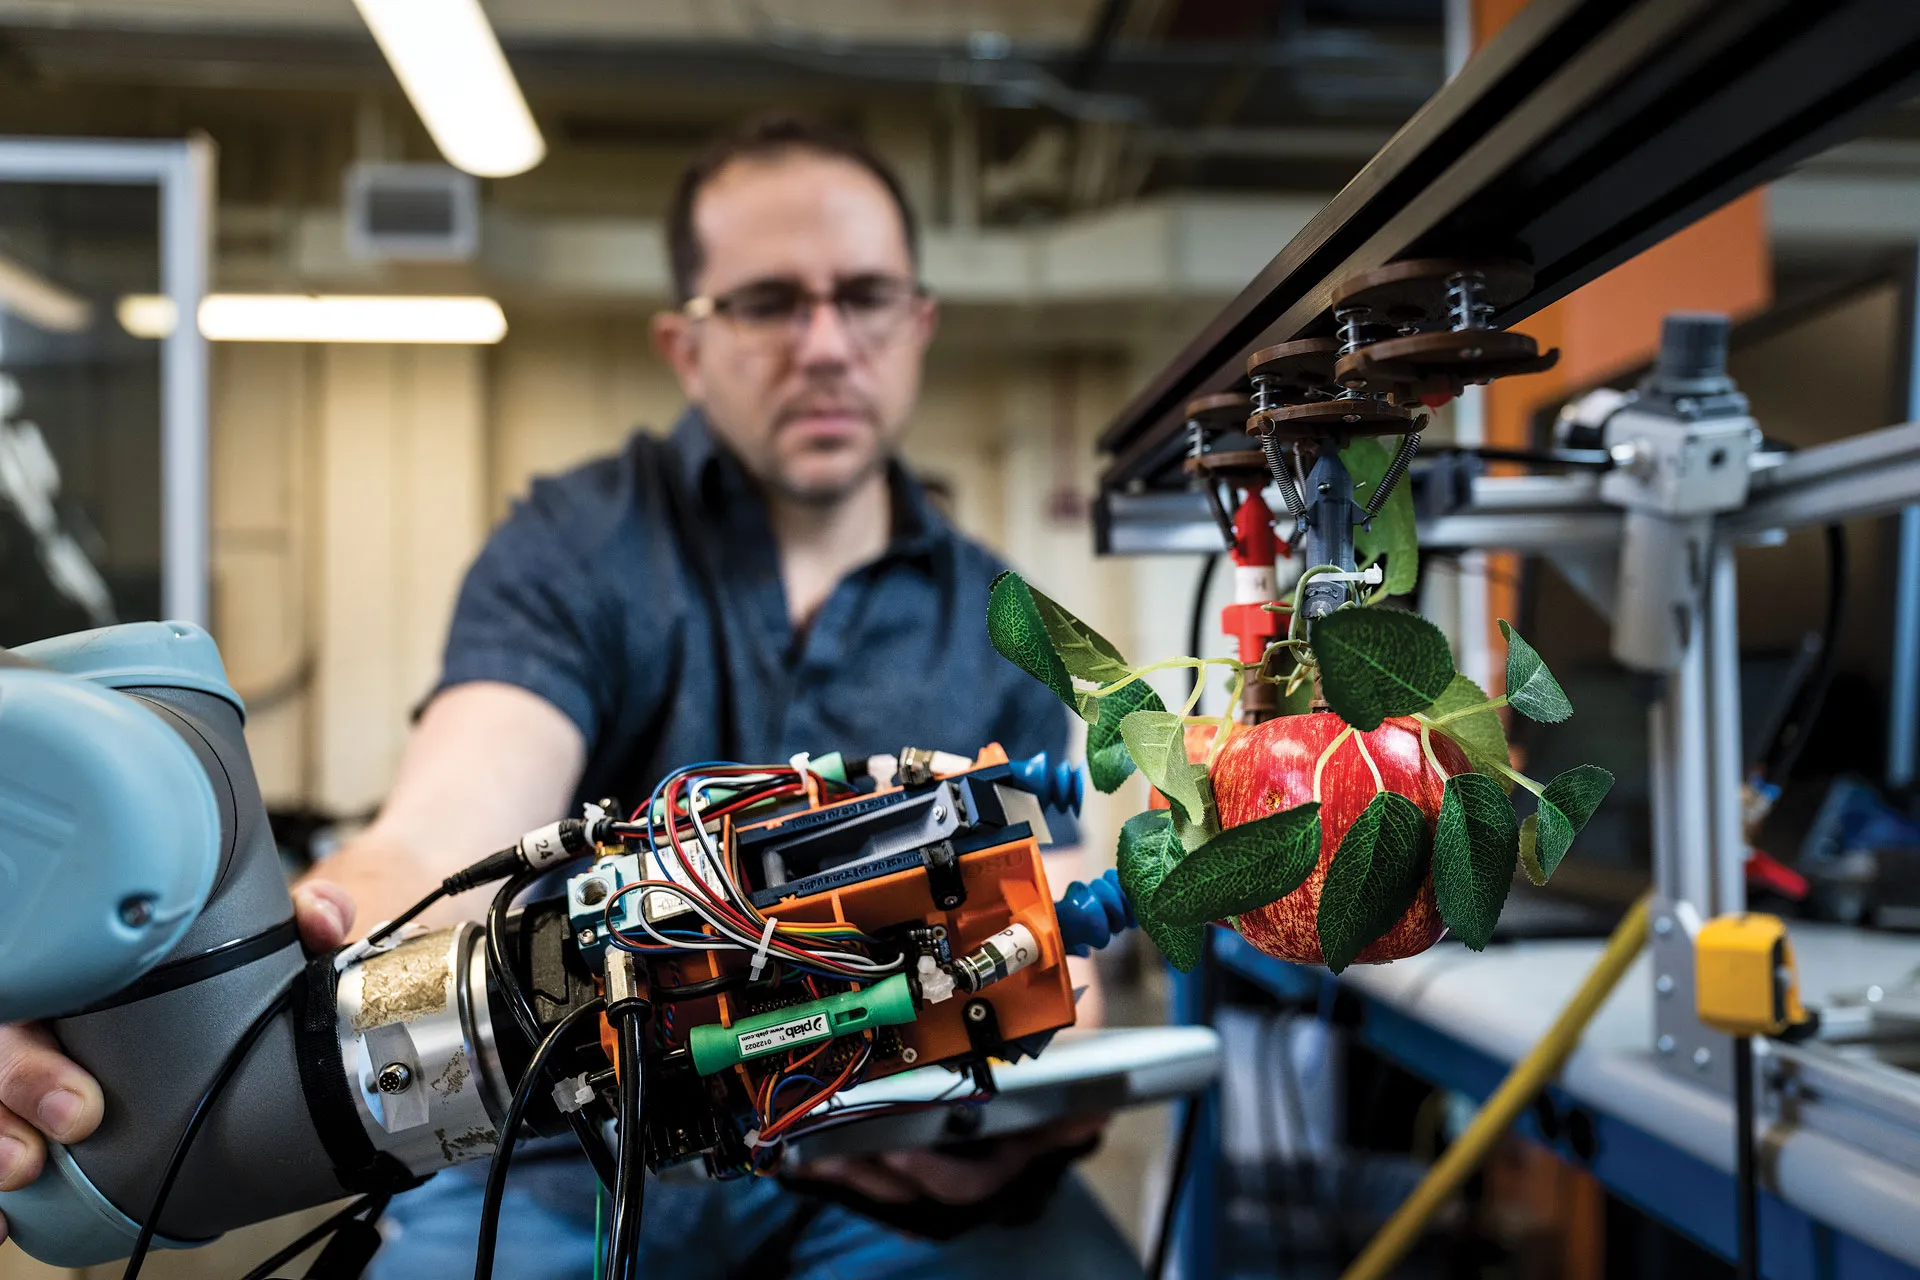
[369,1152,1141,1280]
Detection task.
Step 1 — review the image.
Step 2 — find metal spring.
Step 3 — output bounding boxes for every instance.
[1334,305,1376,400]
[1446,271,1493,331]
[1261,431,1310,532]
[1365,430,1422,519]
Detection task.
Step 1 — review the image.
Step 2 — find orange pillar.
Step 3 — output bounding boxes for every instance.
[1470,0,1771,682]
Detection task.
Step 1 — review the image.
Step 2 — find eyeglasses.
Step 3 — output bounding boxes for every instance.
[681,274,928,352]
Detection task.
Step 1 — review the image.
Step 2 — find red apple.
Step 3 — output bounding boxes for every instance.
[1210,711,1468,966]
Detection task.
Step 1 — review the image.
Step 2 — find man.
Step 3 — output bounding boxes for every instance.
[0,117,1137,1278]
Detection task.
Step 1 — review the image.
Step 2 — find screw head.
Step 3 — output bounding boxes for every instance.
[901,1047,919,1063]
[579,878,610,906]
[1655,974,1675,997]
[1692,1046,1713,1069]
[966,1002,989,1023]
[375,1062,413,1094]
[932,806,947,823]
[577,927,597,947]
[118,896,155,928]
[1657,1034,1676,1055]
[1654,915,1674,937]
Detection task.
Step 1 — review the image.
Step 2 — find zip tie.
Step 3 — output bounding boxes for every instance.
[748,914,779,982]
[333,921,430,974]
[1310,565,1385,587]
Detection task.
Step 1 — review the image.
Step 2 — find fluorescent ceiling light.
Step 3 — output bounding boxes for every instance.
[352,0,546,178]
[0,253,92,333]
[118,294,508,344]
[117,294,177,339]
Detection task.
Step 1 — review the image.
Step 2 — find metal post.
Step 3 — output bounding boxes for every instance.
[1893,508,1920,790]
[1707,543,1747,917]
[1888,251,1920,789]
[1165,956,1217,1280]
[159,136,214,628]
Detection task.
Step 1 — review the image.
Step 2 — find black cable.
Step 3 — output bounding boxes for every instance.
[122,981,297,1280]
[653,972,747,1002]
[473,998,607,1280]
[233,1194,388,1280]
[1147,1093,1204,1280]
[1187,553,1219,700]
[486,871,619,1189]
[1734,1035,1759,1280]
[1761,524,1847,788]
[605,1007,650,1280]
[359,888,447,951]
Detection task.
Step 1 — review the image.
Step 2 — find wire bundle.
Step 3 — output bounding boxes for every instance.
[600,762,904,981]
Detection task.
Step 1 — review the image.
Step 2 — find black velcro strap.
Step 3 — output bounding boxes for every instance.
[291,953,426,1196]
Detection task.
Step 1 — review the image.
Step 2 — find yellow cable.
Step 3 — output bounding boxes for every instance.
[1338,893,1652,1280]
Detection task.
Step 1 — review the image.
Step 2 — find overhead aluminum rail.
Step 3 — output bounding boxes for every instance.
[1094,0,1920,546]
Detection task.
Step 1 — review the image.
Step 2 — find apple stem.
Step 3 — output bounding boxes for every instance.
[1419,722,1450,780]
[1428,695,1509,727]
[1091,655,1243,702]
[1352,731,1386,793]
[1312,726,1355,803]
[1487,757,1547,798]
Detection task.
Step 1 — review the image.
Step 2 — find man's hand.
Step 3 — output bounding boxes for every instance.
[0,882,355,1246]
[792,1113,1108,1208]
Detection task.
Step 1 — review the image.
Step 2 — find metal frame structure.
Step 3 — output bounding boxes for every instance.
[1092,0,1920,530]
[1110,3,1920,1274]
[0,136,214,628]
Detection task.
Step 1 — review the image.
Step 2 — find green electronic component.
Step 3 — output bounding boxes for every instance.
[688,973,917,1076]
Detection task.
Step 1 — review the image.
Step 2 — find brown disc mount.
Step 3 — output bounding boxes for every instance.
[1331,256,1535,328]
[1252,397,1414,441]
[1246,338,1339,402]
[1183,449,1272,485]
[1182,391,1252,429]
[1334,330,1561,403]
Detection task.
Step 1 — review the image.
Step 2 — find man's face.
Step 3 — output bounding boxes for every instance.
[652,151,937,505]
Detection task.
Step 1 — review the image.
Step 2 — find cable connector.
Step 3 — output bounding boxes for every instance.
[441,815,618,896]
[550,1073,596,1115]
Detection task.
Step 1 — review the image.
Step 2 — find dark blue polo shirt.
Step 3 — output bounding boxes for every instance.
[434,410,1068,811]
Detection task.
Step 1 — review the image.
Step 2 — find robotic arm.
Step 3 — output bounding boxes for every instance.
[0,623,1131,1276]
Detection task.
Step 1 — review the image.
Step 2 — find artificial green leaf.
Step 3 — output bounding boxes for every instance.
[987,571,1077,713]
[1316,791,1431,973]
[1345,436,1418,597]
[1029,584,1133,685]
[1152,803,1323,926]
[1422,673,1513,791]
[1432,773,1519,950]
[1120,710,1214,832]
[1526,765,1615,882]
[1085,679,1167,793]
[1171,797,1217,854]
[1499,620,1573,723]
[1311,607,1456,732]
[1115,809,1203,973]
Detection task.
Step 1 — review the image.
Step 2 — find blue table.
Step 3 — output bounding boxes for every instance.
[1167,924,1920,1280]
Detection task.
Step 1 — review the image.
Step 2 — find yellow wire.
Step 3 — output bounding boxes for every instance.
[1337,893,1652,1280]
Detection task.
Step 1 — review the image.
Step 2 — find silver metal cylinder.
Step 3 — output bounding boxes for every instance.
[333,923,512,1176]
